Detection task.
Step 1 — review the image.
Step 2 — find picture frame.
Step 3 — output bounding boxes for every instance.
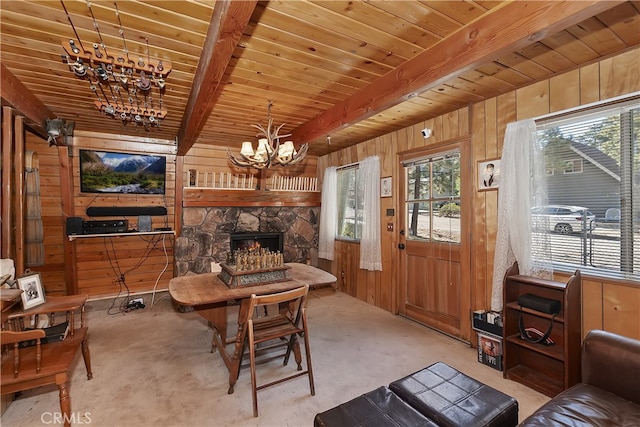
[478,159,501,191]
[17,273,46,310]
[380,177,392,197]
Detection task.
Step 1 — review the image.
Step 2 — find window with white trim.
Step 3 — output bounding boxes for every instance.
[562,159,583,174]
[336,166,362,239]
[534,101,639,281]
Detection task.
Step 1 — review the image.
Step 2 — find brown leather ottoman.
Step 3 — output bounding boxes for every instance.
[389,362,518,427]
[314,386,438,426]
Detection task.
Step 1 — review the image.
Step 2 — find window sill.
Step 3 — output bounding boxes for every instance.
[552,263,639,287]
[335,237,360,244]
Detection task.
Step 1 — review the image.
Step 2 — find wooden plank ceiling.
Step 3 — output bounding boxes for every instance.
[1,1,639,157]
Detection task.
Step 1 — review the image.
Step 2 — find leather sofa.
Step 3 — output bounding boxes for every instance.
[521,329,640,426]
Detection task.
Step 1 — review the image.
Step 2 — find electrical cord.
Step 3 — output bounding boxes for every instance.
[150,234,170,307]
[103,233,172,313]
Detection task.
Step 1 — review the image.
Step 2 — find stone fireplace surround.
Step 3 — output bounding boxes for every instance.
[175,206,320,276]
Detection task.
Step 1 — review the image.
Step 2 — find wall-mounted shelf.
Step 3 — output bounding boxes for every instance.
[68,230,175,241]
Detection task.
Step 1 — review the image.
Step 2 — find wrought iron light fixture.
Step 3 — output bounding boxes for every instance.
[60,1,170,128]
[228,101,308,169]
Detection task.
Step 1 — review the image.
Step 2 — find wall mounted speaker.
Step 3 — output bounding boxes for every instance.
[86,206,167,217]
[66,217,83,236]
[138,215,152,232]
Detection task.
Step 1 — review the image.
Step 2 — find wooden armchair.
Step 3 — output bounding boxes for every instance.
[1,294,93,427]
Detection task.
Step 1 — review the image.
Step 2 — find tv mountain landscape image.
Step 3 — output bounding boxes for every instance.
[80,150,166,194]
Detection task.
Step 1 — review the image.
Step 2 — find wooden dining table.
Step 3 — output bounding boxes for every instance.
[168,263,336,394]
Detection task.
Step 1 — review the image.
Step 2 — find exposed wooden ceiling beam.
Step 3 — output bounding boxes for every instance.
[290,0,623,145]
[1,62,54,138]
[176,0,258,156]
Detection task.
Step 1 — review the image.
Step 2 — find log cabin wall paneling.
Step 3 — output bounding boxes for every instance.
[9,48,639,340]
[181,143,319,191]
[23,132,66,294]
[319,47,640,340]
[68,131,177,298]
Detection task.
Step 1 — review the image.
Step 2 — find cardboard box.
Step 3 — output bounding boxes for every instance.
[473,310,503,337]
[477,332,503,371]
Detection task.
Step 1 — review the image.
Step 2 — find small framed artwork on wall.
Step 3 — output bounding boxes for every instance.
[381,177,392,197]
[478,159,500,191]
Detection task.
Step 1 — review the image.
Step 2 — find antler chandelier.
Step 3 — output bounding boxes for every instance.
[228,101,308,169]
[60,1,170,129]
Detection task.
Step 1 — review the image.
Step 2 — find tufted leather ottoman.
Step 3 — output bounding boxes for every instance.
[314,386,438,426]
[389,362,518,427]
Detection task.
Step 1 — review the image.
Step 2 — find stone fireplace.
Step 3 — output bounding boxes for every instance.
[175,206,319,276]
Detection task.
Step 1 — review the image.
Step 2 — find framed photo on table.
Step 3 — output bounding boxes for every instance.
[17,273,46,310]
[478,159,500,191]
[381,177,392,197]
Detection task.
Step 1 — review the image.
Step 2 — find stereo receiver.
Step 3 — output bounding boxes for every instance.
[82,220,128,235]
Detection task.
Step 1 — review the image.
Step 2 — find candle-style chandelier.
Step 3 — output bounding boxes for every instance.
[228,101,308,169]
[60,1,170,128]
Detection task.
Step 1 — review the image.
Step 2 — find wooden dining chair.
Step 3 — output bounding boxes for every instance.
[1,295,92,427]
[243,284,315,417]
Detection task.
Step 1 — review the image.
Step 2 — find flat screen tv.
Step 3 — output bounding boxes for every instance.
[79,149,166,194]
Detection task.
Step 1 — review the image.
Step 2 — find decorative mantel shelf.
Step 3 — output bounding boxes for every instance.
[183,188,321,207]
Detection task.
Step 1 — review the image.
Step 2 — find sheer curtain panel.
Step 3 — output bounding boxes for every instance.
[318,167,337,260]
[359,156,382,271]
[491,119,552,311]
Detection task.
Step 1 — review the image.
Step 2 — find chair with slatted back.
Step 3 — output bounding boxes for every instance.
[1,294,92,427]
[243,284,315,417]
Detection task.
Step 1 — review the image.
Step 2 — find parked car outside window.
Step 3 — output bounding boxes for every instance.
[531,205,596,234]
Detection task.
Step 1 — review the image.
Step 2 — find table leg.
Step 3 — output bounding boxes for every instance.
[195,304,227,353]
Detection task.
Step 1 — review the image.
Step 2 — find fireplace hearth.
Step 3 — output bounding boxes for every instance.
[230,232,284,254]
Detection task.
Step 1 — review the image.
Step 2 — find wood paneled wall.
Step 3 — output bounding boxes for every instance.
[23,132,67,294]
[23,130,178,298]
[68,131,177,297]
[317,107,471,313]
[319,47,640,340]
[181,143,319,189]
[12,48,640,339]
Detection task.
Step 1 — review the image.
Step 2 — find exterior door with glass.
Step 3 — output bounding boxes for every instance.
[398,144,465,338]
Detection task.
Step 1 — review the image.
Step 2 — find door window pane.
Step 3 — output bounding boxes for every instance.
[405,153,460,243]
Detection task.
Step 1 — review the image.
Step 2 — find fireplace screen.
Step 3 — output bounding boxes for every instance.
[230,232,284,254]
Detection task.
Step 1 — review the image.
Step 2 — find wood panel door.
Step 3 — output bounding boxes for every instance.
[398,142,466,338]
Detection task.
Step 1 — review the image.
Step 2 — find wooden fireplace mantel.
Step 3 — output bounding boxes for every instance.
[183,188,321,207]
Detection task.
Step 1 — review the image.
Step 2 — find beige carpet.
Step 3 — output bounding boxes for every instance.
[1,287,548,426]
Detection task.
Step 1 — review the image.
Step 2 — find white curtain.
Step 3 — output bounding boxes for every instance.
[318,166,337,260]
[491,119,552,311]
[359,156,382,271]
